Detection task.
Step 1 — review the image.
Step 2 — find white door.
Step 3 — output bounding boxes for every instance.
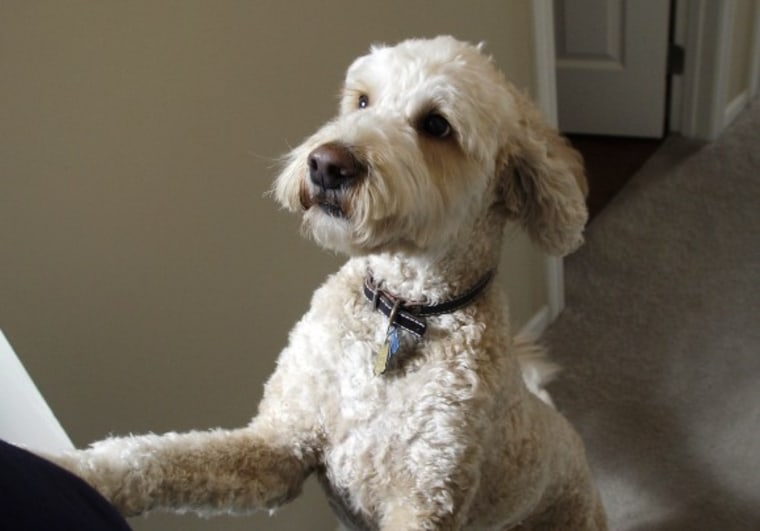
[554,0,671,137]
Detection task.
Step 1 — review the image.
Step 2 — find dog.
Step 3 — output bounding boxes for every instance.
[52,36,606,530]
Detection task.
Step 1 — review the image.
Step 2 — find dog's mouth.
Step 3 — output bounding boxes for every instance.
[299,184,349,219]
[317,200,345,218]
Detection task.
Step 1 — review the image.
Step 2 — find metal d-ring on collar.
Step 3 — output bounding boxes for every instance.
[362,270,495,338]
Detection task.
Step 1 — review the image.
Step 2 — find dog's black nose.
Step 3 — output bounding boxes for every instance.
[308,143,363,190]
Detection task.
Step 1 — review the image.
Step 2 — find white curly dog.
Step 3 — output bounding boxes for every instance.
[53,36,606,530]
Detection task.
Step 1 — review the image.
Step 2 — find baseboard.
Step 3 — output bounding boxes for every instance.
[724,91,749,129]
[518,305,551,339]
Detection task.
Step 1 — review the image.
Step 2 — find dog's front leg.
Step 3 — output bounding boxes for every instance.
[51,425,315,517]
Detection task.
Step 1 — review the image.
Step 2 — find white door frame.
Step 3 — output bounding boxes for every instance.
[531,0,565,324]
[671,0,760,140]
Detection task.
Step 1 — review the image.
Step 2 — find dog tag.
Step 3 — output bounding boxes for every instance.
[374,299,402,376]
[374,325,400,376]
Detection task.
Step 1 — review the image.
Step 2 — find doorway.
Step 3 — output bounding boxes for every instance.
[553,0,673,219]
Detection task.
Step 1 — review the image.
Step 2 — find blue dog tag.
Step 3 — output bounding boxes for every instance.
[374,325,401,376]
[388,325,400,355]
[373,300,403,376]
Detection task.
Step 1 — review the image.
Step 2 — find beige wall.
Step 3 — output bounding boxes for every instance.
[728,0,758,101]
[0,2,545,530]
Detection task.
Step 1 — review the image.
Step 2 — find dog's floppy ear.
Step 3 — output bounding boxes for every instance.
[500,92,588,256]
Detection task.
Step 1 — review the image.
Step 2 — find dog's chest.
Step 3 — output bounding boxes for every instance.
[277,269,529,529]
[318,357,448,528]
[294,272,487,526]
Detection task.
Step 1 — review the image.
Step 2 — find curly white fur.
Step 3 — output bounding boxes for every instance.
[51,36,605,530]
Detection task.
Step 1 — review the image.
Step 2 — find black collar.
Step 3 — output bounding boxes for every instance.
[363,270,495,337]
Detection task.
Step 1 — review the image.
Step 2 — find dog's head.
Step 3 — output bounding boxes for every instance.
[274,36,587,257]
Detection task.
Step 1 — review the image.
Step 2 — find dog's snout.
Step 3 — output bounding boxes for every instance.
[308,143,363,190]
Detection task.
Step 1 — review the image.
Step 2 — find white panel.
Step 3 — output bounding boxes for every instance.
[0,330,74,453]
[556,0,624,69]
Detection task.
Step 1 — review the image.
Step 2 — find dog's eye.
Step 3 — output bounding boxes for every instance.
[358,94,369,109]
[421,113,452,138]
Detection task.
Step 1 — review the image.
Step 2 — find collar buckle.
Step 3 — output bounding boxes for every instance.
[363,270,495,338]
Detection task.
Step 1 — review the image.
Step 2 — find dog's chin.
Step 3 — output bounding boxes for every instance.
[301,207,358,254]
[302,207,428,257]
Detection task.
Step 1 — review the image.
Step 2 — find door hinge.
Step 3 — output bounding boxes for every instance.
[669,43,685,75]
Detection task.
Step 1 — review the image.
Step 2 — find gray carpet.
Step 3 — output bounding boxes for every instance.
[545,98,760,531]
